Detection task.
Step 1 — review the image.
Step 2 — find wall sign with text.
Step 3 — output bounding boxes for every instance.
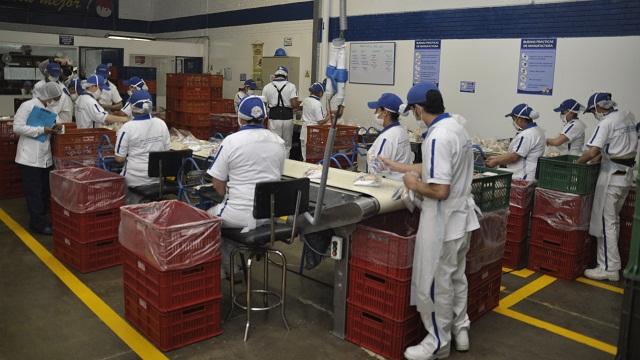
[517,38,557,96]
[413,39,441,86]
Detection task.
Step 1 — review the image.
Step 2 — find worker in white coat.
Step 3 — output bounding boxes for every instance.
[75,74,128,128]
[13,82,63,235]
[547,99,586,156]
[300,82,330,161]
[207,95,286,275]
[366,92,414,180]
[485,104,546,181]
[120,76,149,119]
[114,90,170,203]
[34,62,74,123]
[96,64,123,111]
[262,66,299,158]
[382,82,479,359]
[577,93,637,281]
[234,79,257,112]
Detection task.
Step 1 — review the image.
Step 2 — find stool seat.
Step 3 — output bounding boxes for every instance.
[130,181,179,199]
[222,224,294,247]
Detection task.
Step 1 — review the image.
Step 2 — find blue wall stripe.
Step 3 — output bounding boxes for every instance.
[329,0,640,40]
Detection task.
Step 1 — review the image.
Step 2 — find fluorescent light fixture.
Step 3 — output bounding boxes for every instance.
[106,33,155,41]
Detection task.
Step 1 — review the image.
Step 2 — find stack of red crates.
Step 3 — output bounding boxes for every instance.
[504,179,536,268]
[166,74,223,140]
[0,118,22,199]
[51,127,116,169]
[49,167,125,272]
[210,113,239,136]
[305,124,358,166]
[528,188,595,279]
[346,210,425,360]
[119,200,223,351]
[467,209,508,321]
[620,188,635,267]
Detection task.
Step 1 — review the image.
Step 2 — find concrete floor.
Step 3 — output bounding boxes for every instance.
[0,197,620,360]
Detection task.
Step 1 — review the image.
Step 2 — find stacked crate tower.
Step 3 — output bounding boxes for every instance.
[209,76,236,137]
[49,167,125,272]
[119,200,223,351]
[528,155,599,280]
[0,118,22,199]
[51,127,116,169]
[346,210,425,360]
[503,179,537,268]
[305,124,359,166]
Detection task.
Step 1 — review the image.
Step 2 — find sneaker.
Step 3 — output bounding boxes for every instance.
[404,343,450,360]
[454,329,470,352]
[584,267,619,282]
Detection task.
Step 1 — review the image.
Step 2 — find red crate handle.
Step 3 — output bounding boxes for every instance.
[541,238,562,246]
[361,311,384,324]
[96,240,114,247]
[364,272,387,285]
[182,265,205,276]
[183,305,206,315]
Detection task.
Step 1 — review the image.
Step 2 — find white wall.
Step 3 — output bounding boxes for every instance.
[340,36,640,142]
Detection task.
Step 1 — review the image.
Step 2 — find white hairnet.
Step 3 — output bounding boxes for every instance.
[33,81,62,101]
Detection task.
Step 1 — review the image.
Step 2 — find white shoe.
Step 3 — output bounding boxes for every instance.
[584,267,619,282]
[454,329,470,352]
[404,343,450,360]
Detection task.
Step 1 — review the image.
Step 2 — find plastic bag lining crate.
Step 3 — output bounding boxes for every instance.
[467,209,507,274]
[51,200,120,243]
[510,179,536,214]
[507,208,530,243]
[345,301,425,360]
[53,156,98,170]
[50,167,125,213]
[532,188,593,230]
[122,247,221,312]
[536,155,600,195]
[347,262,415,322]
[51,128,116,158]
[503,240,527,269]
[530,217,591,254]
[53,235,120,273]
[119,200,221,271]
[528,237,593,280]
[351,210,420,278]
[466,259,503,290]
[307,124,358,147]
[472,166,513,212]
[124,286,222,352]
[467,274,501,322]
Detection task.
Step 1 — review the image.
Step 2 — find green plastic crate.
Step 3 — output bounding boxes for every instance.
[472,166,513,212]
[536,155,600,195]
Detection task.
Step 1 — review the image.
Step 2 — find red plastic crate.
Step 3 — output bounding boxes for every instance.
[124,286,222,352]
[210,75,223,88]
[167,98,211,113]
[532,188,593,230]
[621,189,636,219]
[305,143,353,160]
[506,208,530,243]
[122,248,221,312]
[51,200,120,243]
[53,235,121,273]
[466,259,503,290]
[175,112,211,127]
[510,179,535,212]
[307,124,358,147]
[351,210,420,274]
[467,210,508,274]
[50,167,126,213]
[119,200,221,271]
[349,257,412,282]
[0,118,16,138]
[347,263,416,322]
[210,113,238,134]
[167,86,211,100]
[211,87,222,99]
[167,74,211,88]
[210,99,235,114]
[467,274,501,322]
[345,301,425,360]
[51,128,116,158]
[53,156,98,170]
[503,240,527,269]
[528,238,593,280]
[530,218,591,254]
[0,138,18,160]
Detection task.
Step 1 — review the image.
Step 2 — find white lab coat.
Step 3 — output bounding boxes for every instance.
[13,98,57,168]
[506,124,546,181]
[99,81,123,107]
[586,110,637,272]
[121,101,133,119]
[367,122,414,180]
[300,95,326,161]
[412,113,479,354]
[75,94,109,128]
[33,80,73,123]
[559,119,586,156]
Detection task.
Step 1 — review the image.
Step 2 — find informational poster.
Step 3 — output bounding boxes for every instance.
[59,35,74,46]
[413,40,441,86]
[460,81,476,93]
[252,42,264,88]
[517,38,557,96]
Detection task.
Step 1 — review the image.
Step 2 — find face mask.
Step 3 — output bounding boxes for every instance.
[560,113,568,124]
[594,111,606,121]
[47,76,59,82]
[91,89,102,99]
[373,113,384,128]
[127,89,133,96]
[513,120,523,132]
[70,94,78,101]
[47,99,59,108]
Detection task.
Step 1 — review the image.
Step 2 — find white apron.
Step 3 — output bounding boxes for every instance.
[589,154,634,237]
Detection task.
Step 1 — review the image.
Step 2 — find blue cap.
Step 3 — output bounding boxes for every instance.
[368,93,403,114]
[506,103,538,120]
[554,99,583,113]
[243,79,257,90]
[274,48,287,57]
[309,82,325,94]
[85,74,109,90]
[123,76,146,89]
[96,64,109,75]
[238,95,267,121]
[46,62,61,77]
[585,92,613,113]
[129,90,153,108]
[68,78,83,94]
[406,82,439,106]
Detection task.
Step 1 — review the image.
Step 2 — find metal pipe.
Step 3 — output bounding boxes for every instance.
[311,0,321,83]
[339,0,348,32]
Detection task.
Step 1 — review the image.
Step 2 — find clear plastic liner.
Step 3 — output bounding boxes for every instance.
[50,167,126,213]
[119,200,221,271]
[467,209,509,274]
[510,179,536,210]
[531,188,594,231]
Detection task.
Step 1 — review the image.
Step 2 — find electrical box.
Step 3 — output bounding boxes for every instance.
[260,56,300,90]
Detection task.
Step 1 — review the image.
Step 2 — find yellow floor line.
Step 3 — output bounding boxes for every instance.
[494,307,617,355]
[502,266,536,278]
[576,277,624,295]
[499,274,556,309]
[0,209,168,360]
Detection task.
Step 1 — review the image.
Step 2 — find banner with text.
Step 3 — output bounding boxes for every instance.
[517,38,557,96]
[413,40,441,86]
